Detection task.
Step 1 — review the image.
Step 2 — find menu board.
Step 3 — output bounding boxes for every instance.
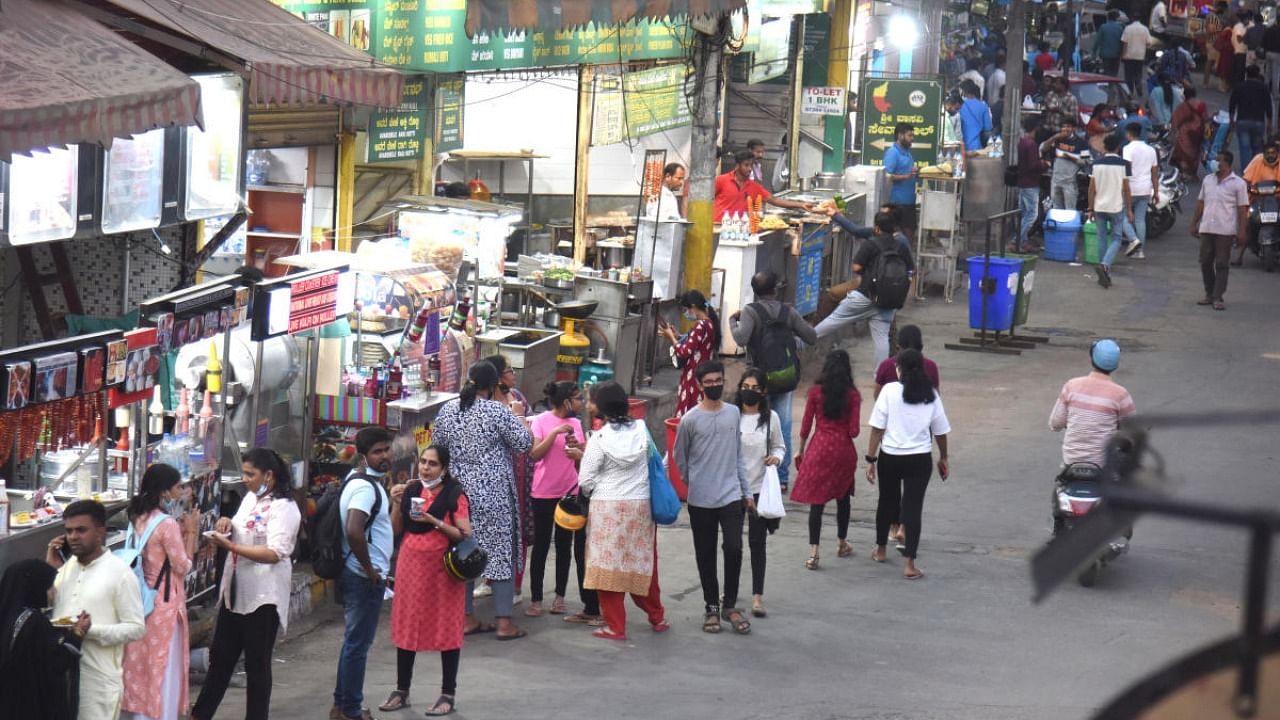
[794,225,829,316]
[367,77,430,163]
[185,74,244,221]
[2,146,79,245]
[103,129,165,234]
[593,65,691,146]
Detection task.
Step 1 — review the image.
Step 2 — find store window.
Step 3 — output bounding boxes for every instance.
[5,146,79,245]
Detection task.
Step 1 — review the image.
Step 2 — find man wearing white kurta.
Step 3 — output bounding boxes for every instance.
[48,500,146,720]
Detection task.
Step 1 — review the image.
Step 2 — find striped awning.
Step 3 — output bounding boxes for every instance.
[465,0,748,35]
[0,0,202,161]
[102,0,404,109]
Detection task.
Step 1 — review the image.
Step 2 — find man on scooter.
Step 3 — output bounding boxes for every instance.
[1240,142,1280,266]
[1049,340,1137,468]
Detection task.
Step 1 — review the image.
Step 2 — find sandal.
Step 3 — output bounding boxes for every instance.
[592,628,627,642]
[524,601,543,617]
[702,611,723,633]
[549,596,567,614]
[462,621,495,635]
[751,600,767,618]
[495,628,528,641]
[905,570,924,580]
[722,608,751,635]
[651,620,671,633]
[423,694,455,717]
[377,690,409,712]
[870,549,887,563]
[563,613,603,625]
[805,553,820,570]
[837,540,853,558]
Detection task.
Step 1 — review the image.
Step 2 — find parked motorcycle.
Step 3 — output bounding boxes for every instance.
[1051,462,1130,587]
[1247,180,1280,272]
[1146,166,1186,239]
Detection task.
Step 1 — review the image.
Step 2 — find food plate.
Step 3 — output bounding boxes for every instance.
[50,617,75,628]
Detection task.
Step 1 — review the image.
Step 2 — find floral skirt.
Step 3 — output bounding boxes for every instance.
[583,499,655,596]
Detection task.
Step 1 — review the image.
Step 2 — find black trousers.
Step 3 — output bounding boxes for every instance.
[688,502,744,611]
[874,453,934,559]
[529,497,598,613]
[807,497,851,546]
[191,604,280,720]
[746,492,776,596]
[396,647,460,696]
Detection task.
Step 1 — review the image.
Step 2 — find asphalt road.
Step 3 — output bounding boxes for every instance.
[200,174,1280,720]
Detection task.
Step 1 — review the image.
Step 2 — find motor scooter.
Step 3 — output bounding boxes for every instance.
[1247,180,1280,272]
[1146,167,1185,239]
[1051,462,1129,587]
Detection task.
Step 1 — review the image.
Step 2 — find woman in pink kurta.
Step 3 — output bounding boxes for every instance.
[121,464,198,720]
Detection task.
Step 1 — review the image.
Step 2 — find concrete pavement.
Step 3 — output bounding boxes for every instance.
[199,182,1280,720]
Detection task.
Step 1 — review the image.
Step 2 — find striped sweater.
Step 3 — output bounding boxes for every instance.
[1049,372,1136,465]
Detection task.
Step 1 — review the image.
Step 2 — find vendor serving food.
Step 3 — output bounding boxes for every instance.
[714,149,815,222]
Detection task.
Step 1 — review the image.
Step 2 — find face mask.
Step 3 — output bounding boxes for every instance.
[684,311,696,322]
[739,389,763,406]
[704,386,724,401]
[254,483,269,497]
[364,466,386,478]
[161,498,182,515]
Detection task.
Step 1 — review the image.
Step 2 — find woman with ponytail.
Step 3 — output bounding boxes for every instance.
[866,349,952,580]
[432,361,534,640]
[120,464,198,720]
[660,289,722,417]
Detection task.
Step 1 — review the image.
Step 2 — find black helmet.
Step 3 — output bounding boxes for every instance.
[443,536,488,581]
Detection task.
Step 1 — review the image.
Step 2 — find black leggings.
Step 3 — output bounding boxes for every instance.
[874,452,934,559]
[529,497,599,613]
[746,492,775,596]
[396,647,460,696]
[191,604,279,720]
[807,497,851,546]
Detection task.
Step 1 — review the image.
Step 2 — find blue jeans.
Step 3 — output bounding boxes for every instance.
[1122,195,1150,247]
[1237,120,1265,170]
[333,569,384,717]
[768,390,794,485]
[813,290,896,366]
[1018,187,1039,249]
[1098,211,1125,267]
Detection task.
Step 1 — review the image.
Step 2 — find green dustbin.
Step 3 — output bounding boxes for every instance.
[1082,222,1100,265]
[1008,253,1038,327]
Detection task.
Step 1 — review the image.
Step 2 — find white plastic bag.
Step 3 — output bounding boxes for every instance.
[757,465,786,520]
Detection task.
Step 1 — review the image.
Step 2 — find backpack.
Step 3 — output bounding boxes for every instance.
[865,235,911,310]
[113,513,171,617]
[746,302,801,394]
[310,473,383,580]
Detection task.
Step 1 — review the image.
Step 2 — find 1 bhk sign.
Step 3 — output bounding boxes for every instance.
[801,86,845,116]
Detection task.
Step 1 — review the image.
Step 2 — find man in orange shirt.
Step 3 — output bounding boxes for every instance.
[1242,142,1280,191]
[714,150,814,222]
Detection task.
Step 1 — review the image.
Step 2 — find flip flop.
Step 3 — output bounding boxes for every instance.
[463,622,496,635]
[592,628,627,642]
[563,613,602,625]
[495,628,528,641]
[869,550,886,563]
[904,570,924,580]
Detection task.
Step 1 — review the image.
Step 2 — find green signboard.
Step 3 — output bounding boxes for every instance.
[858,78,943,168]
[276,0,692,73]
[623,65,692,138]
[434,76,464,152]
[367,76,429,163]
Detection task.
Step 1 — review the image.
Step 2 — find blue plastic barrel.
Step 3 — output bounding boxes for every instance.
[967,256,1021,332]
[1043,210,1081,262]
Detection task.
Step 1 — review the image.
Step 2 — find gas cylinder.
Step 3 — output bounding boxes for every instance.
[555,317,591,383]
[578,348,614,390]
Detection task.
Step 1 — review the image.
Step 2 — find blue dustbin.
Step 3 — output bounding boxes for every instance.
[967,256,1021,332]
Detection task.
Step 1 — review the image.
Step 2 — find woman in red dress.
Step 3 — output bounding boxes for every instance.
[659,289,721,418]
[791,349,861,570]
[381,445,473,717]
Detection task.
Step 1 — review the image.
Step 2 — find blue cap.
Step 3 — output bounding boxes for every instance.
[1091,339,1121,372]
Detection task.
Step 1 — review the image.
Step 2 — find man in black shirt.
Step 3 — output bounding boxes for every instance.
[1229,64,1273,168]
[815,209,915,365]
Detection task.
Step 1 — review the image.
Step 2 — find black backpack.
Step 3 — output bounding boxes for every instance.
[866,235,911,310]
[310,473,383,580]
[746,302,801,394]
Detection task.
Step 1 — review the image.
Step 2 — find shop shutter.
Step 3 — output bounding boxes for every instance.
[247,106,341,149]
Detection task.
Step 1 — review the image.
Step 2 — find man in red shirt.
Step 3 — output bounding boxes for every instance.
[714,150,814,221]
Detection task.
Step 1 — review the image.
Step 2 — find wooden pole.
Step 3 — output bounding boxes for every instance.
[573,65,595,265]
[683,32,723,296]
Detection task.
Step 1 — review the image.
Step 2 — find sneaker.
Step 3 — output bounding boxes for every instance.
[1132,250,1145,259]
[473,583,493,598]
[1096,265,1112,288]
[1124,240,1141,257]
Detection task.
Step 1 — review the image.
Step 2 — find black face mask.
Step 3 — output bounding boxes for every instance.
[703,386,724,401]
[739,389,763,406]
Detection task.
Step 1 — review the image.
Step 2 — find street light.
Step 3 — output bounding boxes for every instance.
[888,14,918,50]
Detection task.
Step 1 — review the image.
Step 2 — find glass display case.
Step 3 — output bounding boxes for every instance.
[3,145,79,245]
[185,74,244,221]
[102,129,165,234]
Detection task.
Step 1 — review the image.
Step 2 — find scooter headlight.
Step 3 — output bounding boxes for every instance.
[1057,493,1074,513]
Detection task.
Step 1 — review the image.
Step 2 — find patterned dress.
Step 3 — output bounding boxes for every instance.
[120,511,191,719]
[672,319,716,417]
[390,486,471,651]
[791,385,862,505]
[432,397,533,581]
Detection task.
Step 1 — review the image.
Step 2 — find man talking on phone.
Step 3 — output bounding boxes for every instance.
[47,500,145,720]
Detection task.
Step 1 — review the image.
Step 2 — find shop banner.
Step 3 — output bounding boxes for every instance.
[434,77,465,152]
[275,1,691,73]
[623,64,692,138]
[368,76,430,163]
[858,78,943,168]
[801,86,845,115]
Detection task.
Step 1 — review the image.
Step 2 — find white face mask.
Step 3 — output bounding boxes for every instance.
[254,483,270,497]
[161,498,182,515]
[364,466,387,478]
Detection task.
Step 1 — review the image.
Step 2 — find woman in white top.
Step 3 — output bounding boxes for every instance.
[191,448,301,720]
[735,368,785,618]
[866,350,951,580]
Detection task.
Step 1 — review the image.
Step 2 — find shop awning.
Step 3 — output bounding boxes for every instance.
[465,0,747,35]
[101,0,404,108]
[0,0,202,161]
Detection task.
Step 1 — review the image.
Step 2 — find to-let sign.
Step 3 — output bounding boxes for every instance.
[287,271,340,334]
[801,86,846,116]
